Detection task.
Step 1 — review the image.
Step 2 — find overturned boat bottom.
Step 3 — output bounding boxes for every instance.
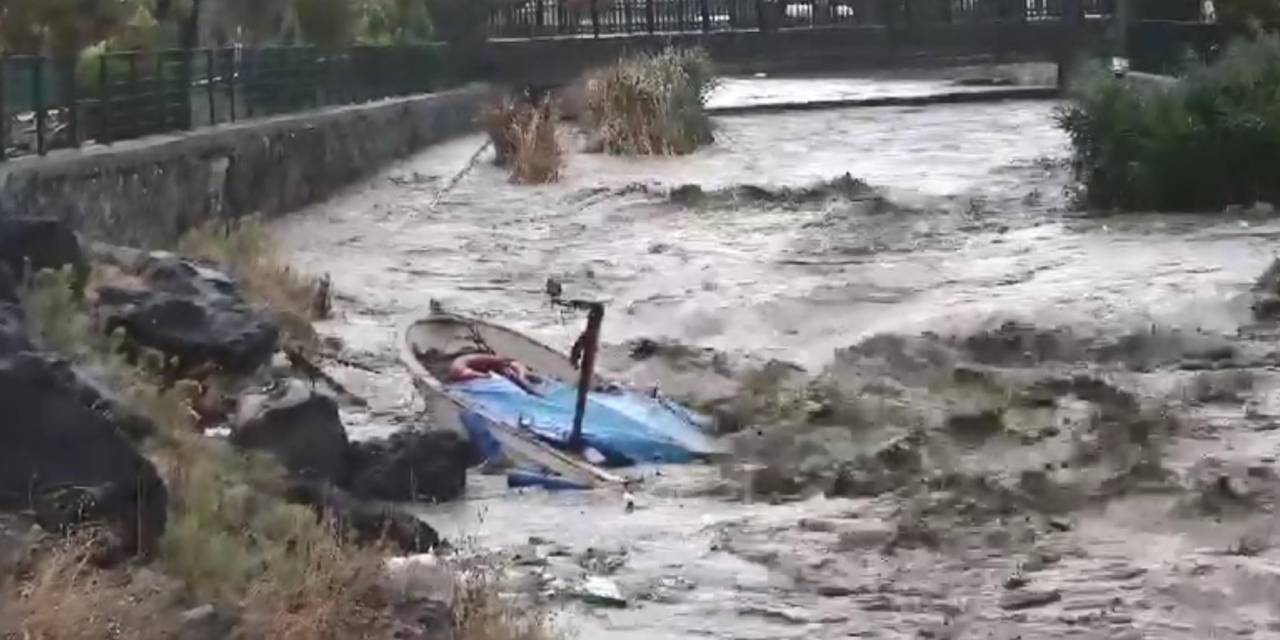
[402,312,727,491]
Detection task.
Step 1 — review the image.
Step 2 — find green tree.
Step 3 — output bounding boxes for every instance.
[218,0,294,44]
[1216,0,1280,30]
[0,0,139,54]
[359,0,434,44]
[293,0,357,49]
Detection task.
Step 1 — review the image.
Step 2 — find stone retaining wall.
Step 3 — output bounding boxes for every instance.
[0,84,496,247]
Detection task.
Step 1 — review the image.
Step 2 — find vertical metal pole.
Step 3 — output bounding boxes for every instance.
[701,0,712,31]
[206,49,216,125]
[99,55,112,144]
[537,0,546,36]
[570,304,605,450]
[625,0,634,32]
[227,50,237,123]
[64,58,79,147]
[1058,0,1082,90]
[33,58,47,155]
[648,0,657,32]
[0,57,7,162]
[155,51,165,131]
[127,54,138,138]
[1115,0,1132,61]
[591,0,602,37]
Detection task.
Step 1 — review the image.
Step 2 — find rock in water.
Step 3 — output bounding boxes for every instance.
[284,480,441,553]
[234,379,350,485]
[0,218,88,288]
[0,353,167,557]
[1254,258,1280,320]
[348,430,468,503]
[1000,588,1062,611]
[0,270,32,355]
[576,576,628,608]
[98,253,279,374]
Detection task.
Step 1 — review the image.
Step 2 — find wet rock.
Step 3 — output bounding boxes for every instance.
[816,584,859,597]
[179,604,240,640]
[283,480,441,553]
[348,430,468,503]
[0,218,88,289]
[947,409,1004,442]
[829,433,925,498]
[577,546,628,575]
[1255,258,1280,320]
[961,322,1082,366]
[0,283,32,355]
[0,514,38,577]
[1000,588,1062,610]
[575,576,627,608]
[0,353,167,557]
[835,519,897,550]
[234,379,350,485]
[383,554,454,605]
[98,253,279,374]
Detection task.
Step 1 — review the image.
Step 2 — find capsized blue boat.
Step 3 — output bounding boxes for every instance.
[449,376,721,466]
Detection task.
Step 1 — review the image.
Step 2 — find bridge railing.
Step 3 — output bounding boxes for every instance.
[1,44,445,162]
[486,0,1116,39]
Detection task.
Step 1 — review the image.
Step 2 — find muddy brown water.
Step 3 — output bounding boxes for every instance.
[279,79,1280,638]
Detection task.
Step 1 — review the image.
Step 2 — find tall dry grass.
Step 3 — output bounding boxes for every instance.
[10,537,177,640]
[583,48,717,156]
[481,98,565,184]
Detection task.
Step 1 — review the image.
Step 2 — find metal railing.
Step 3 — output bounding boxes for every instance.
[1,44,445,162]
[486,0,1116,39]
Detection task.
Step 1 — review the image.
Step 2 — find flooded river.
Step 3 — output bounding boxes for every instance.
[278,78,1280,638]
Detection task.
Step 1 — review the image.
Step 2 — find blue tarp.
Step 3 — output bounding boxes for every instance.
[449,376,717,466]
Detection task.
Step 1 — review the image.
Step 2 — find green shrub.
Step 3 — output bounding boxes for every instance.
[1058,35,1280,212]
[583,48,718,156]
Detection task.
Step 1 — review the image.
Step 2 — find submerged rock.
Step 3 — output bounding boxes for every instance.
[98,252,279,374]
[0,352,167,557]
[1255,258,1280,320]
[0,217,88,288]
[348,430,468,503]
[233,379,351,485]
[667,173,881,210]
[284,480,441,553]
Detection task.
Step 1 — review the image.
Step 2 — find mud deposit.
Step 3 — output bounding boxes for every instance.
[279,87,1280,638]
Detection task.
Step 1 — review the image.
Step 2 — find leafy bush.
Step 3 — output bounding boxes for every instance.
[583,48,718,156]
[1057,35,1280,212]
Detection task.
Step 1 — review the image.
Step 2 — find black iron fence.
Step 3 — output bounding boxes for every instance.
[1,44,445,161]
[487,0,1116,38]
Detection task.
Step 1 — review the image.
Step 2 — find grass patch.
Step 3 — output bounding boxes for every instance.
[8,536,178,640]
[481,97,565,184]
[17,269,384,639]
[178,217,326,349]
[1057,35,1280,212]
[583,48,717,156]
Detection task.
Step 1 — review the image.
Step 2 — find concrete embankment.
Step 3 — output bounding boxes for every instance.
[0,84,497,246]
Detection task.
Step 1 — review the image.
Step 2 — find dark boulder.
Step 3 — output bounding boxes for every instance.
[0,353,167,556]
[98,253,279,375]
[348,430,469,503]
[0,218,88,289]
[233,379,350,485]
[1254,258,1280,321]
[284,480,442,553]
